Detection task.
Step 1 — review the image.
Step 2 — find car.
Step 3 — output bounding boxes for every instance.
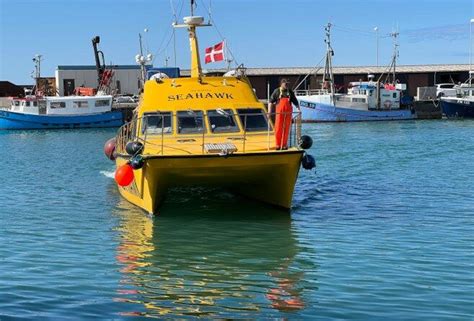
[436,83,457,98]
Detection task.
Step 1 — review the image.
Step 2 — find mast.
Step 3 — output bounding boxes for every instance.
[32,54,42,95]
[323,23,335,103]
[173,0,211,79]
[389,31,399,84]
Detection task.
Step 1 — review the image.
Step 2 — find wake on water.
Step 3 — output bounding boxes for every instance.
[100,170,115,179]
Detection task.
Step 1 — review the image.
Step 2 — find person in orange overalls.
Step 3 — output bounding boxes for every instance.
[268,79,300,150]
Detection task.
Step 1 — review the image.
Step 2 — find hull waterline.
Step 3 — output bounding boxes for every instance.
[0,110,123,129]
[440,99,474,118]
[299,100,416,122]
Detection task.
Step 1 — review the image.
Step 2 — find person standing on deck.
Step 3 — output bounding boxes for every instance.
[268,79,300,150]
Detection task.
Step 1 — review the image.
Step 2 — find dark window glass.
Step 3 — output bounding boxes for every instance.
[237,108,269,132]
[177,110,205,134]
[142,112,172,134]
[25,101,30,107]
[207,109,239,133]
[50,101,66,108]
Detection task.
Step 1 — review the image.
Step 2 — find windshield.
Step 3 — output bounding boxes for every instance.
[207,109,239,133]
[237,108,269,132]
[142,112,172,134]
[177,110,205,134]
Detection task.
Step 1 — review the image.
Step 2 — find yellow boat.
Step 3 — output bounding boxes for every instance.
[105,13,314,214]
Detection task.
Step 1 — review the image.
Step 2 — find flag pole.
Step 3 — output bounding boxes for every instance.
[225,39,232,71]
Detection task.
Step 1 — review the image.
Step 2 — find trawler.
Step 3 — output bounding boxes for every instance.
[297,23,415,122]
[104,8,314,214]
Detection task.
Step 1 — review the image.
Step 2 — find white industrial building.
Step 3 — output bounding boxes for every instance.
[55,65,150,96]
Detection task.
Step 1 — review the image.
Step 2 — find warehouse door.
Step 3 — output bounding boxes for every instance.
[63,79,75,96]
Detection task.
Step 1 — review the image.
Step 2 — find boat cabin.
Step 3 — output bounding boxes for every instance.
[342,81,402,110]
[7,95,113,116]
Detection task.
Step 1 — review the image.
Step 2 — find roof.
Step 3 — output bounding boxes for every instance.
[57,65,153,71]
[181,64,472,76]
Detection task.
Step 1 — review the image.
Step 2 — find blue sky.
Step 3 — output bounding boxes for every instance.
[1,0,473,84]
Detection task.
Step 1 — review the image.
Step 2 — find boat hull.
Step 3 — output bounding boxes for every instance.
[440,99,474,118]
[0,109,123,129]
[299,100,416,122]
[116,151,304,214]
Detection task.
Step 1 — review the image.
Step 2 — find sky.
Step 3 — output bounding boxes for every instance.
[0,0,473,84]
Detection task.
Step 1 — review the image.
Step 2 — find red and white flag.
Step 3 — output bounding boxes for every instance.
[205,41,225,64]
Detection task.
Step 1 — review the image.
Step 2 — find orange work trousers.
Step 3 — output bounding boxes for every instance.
[275,97,292,148]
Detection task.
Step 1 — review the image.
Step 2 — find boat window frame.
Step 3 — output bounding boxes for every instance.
[177,110,206,134]
[73,100,89,108]
[207,108,240,134]
[95,99,110,107]
[236,108,270,132]
[50,101,66,109]
[141,111,173,135]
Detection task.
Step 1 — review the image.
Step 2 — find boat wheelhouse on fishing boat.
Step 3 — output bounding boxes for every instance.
[105,9,315,214]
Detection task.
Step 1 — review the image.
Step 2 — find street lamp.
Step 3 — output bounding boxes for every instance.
[374,27,379,67]
[470,19,474,85]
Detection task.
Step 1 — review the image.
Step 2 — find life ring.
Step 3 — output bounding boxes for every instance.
[383,100,392,109]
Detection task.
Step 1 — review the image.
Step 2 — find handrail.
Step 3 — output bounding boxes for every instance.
[294,89,329,96]
[115,110,302,156]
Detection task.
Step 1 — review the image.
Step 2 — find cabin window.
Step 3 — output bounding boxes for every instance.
[352,98,366,103]
[33,101,38,107]
[177,110,205,134]
[50,101,66,108]
[207,109,239,133]
[14,101,20,106]
[73,101,89,108]
[237,108,269,132]
[393,93,397,98]
[142,112,172,134]
[95,99,110,107]
[25,101,30,107]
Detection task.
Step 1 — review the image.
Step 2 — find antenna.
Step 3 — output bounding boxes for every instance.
[136,29,153,87]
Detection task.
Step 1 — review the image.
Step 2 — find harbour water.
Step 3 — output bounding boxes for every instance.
[0,120,473,320]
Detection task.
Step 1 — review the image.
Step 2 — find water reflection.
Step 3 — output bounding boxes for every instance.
[113,188,310,318]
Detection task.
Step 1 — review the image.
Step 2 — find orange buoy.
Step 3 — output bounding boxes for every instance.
[115,163,134,186]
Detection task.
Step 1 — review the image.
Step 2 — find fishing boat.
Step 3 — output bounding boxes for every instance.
[440,73,474,118]
[0,95,122,129]
[0,37,123,130]
[104,5,315,214]
[296,24,415,122]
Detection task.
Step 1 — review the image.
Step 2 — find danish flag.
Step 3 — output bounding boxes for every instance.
[205,41,225,64]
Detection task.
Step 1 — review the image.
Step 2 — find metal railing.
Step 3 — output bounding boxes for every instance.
[116,111,302,156]
[294,89,329,96]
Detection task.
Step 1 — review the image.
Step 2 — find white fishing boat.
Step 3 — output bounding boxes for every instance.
[0,95,122,129]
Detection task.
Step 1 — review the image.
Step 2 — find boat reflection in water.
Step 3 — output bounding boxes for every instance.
[112,188,311,318]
